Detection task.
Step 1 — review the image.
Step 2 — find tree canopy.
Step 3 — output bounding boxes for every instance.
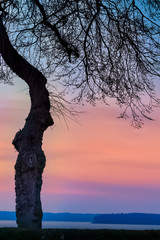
[0,0,160,127]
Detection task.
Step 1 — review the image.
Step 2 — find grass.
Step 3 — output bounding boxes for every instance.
[0,228,160,240]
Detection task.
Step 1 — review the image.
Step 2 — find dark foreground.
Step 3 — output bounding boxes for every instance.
[0,228,160,240]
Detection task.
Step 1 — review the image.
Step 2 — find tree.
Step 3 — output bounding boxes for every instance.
[0,0,160,229]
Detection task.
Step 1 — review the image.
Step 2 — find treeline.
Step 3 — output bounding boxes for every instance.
[93,213,160,225]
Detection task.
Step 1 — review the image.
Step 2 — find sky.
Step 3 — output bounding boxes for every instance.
[1,77,160,214]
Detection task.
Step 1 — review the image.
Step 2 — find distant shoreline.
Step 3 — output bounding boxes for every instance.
[93,213,160,225]
[1,212,160,225]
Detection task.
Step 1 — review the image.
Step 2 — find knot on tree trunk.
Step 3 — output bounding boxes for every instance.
[12,129,23,151]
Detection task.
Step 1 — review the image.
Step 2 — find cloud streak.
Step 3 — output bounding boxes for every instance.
[1,88,160,212]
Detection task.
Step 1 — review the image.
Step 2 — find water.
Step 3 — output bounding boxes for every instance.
[0,221,17,228]
[42,221,160,230]
[0,220,160,230]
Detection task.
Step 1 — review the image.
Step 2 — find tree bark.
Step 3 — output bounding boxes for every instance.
[0,18,54,228]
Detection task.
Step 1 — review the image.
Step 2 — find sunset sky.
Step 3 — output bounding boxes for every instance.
[1,76,160,214]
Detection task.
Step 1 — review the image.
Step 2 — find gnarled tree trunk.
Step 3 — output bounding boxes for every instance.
[0,18,53,228]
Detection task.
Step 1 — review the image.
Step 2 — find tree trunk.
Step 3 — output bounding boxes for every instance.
[0,18,54,228]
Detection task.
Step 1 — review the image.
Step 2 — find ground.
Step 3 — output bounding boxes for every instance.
[0,228,160,240]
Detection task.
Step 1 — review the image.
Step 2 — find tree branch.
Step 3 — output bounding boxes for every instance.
[32,0,79,61]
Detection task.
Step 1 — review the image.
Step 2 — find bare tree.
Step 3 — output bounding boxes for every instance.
[0,0,160,229]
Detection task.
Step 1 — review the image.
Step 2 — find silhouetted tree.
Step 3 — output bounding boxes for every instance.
[0,0,160,229]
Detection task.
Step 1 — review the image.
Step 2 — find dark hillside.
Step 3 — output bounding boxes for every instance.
[93,213,160,225]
